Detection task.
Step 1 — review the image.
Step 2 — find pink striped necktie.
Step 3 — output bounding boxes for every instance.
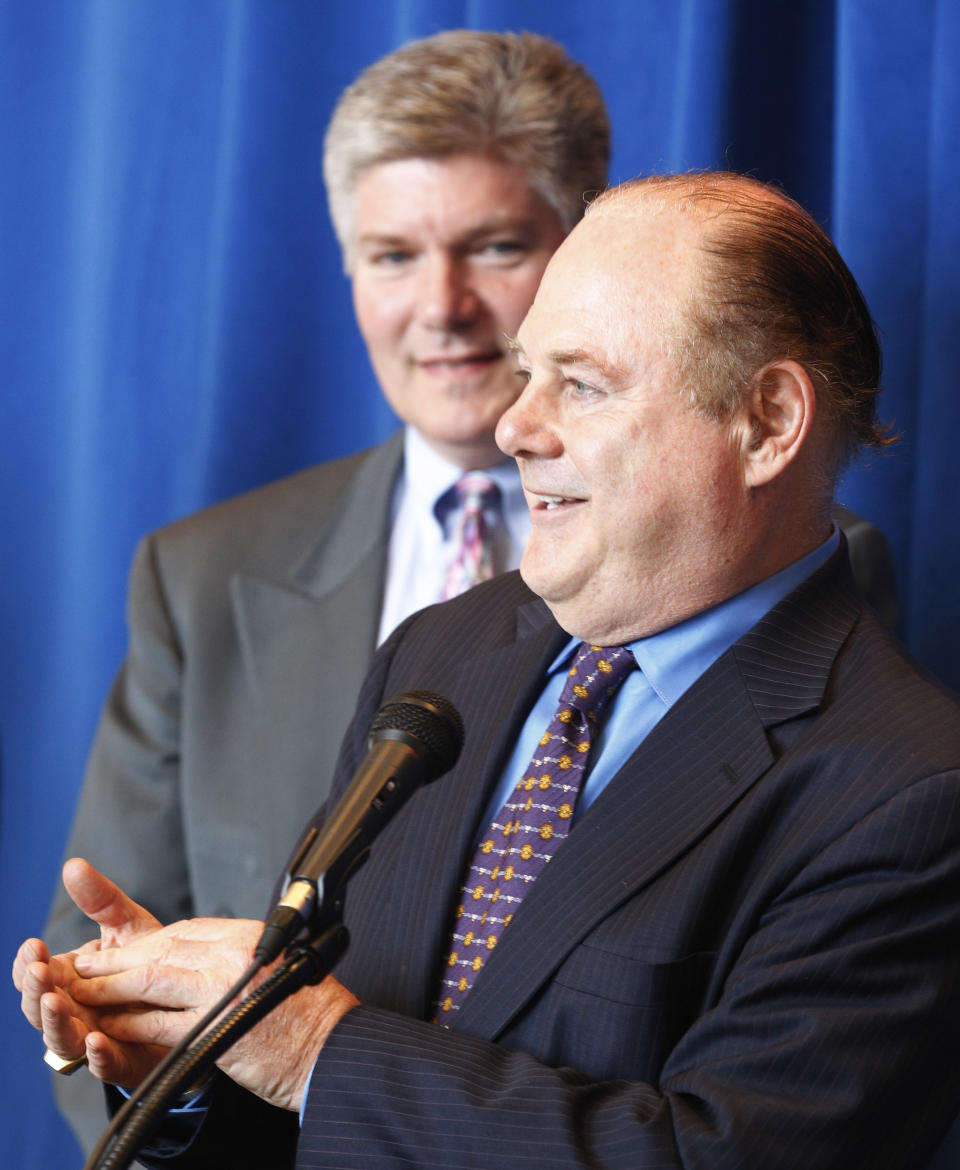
[435,642,637,1023]
[441,473,500,601]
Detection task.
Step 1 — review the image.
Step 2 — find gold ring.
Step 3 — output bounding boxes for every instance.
[44,1047,88,1075]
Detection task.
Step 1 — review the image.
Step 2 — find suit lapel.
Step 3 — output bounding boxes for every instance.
[452,547,862,1039]
[229,435,403,726]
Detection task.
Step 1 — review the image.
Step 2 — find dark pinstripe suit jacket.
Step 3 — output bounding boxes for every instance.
[137,545,960,1169]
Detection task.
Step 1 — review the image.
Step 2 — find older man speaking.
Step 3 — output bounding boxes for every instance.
[18,173,959,1169]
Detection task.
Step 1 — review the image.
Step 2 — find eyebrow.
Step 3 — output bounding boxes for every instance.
[506,336,626,381]
[357,215,539,250]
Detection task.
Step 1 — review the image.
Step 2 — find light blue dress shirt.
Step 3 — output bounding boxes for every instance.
[474,528,840,839]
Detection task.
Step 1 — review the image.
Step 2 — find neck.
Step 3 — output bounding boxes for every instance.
[412,428,508,473]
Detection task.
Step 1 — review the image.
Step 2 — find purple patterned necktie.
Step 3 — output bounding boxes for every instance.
[441,474,499,601]
[435,642,637,1023]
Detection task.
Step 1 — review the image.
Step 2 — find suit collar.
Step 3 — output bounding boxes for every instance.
[733,538,861,726]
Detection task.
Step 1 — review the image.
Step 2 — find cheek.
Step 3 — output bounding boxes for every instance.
[352,283,408,355]
[484,268,551,333]
[588,435,674,550]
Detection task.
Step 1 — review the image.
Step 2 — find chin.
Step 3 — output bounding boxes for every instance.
[520,567,576,623]
[542,604,603,642]
[526,579,636,645]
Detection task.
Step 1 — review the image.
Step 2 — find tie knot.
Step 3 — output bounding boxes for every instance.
[453,473,499,516]
[560,643,636,721]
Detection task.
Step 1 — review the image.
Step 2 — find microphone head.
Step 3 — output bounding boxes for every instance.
[368,691,464,779]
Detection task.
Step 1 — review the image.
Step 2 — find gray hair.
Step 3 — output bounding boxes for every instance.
[323,29,610,268]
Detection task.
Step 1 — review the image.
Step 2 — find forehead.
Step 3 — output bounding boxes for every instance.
[517,200,701,362]
[351,153,552,238]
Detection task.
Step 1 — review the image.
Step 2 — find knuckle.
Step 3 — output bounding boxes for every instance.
[141,1008,170,1044]
[140,964,160,997]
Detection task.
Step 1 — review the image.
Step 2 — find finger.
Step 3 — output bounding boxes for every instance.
[98,1005,202,1051]
[61,858,161,943]
[74,925,246,979]
[84,1030,168,1090]
[20,947,89,1032]
[72,964,212,1011]
[74,931,218,978]
[40,989,89,1061]
[70,917,261,987]
[47,950,81,985]
[19,958,56,1030]
[12,938,49,990]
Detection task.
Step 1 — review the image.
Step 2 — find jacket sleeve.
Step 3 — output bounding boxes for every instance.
[46,533,192,958]
[43,533,192,1153]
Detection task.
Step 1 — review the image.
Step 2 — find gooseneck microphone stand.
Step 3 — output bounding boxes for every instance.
[82,902,350,1170]
[82,689,464,1170]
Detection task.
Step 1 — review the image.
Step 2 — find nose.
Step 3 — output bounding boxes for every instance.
[417,254,482,331]
[496,377,563,459]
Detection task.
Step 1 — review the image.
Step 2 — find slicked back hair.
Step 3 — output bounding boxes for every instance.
[591,173,891,470]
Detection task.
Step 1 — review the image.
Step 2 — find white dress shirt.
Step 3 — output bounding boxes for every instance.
[376,427,530,645]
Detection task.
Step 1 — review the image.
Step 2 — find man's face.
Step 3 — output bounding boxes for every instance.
[497,201,754,644]
[350,154,568,469]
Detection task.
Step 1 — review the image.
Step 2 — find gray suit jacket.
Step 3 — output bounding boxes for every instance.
[47,432,403,942]
[45,433,402,1154]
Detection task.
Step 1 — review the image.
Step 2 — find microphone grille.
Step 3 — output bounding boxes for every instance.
[369,690,464,775]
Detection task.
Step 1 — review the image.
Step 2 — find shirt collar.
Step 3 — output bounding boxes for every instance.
[400,425,524,527]
[550,527,841,707]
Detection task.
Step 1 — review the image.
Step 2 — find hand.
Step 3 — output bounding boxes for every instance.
[70,918,360,1112]
[13,857,168,1087]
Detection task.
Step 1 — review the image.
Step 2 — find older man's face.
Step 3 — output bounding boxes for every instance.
[497,201,754,644]
[350,154,568,470]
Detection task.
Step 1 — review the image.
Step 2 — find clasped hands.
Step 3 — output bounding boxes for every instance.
[12,858,359,1114]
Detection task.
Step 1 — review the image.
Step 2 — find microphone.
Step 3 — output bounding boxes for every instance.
[255,690,463,962]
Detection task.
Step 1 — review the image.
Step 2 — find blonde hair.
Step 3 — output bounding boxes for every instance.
[323,30,610,267]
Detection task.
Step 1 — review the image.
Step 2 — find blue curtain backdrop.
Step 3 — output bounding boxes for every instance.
[2,1,958,1164]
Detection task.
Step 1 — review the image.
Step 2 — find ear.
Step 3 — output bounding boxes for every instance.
[739,359,816,489]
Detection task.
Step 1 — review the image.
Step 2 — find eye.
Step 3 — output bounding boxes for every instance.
[475,238,530,264]
[514,367,532,385]
[569,379,600,398]
[371,249,413,267]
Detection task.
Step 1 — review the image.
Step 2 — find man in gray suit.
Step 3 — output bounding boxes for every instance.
[42,30,611,1151]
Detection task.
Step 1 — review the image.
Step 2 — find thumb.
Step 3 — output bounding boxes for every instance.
[62,858,161,947]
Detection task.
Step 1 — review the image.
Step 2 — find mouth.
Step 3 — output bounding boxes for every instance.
[418,351,501,375]
[530,493,584,512]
